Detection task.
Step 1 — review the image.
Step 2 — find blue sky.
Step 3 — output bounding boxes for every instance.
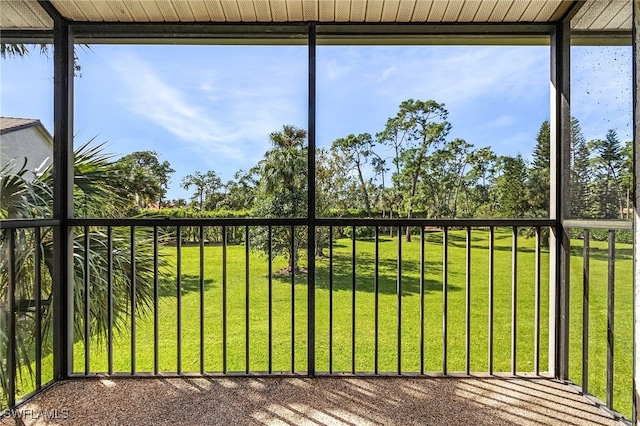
[0,43,632,201]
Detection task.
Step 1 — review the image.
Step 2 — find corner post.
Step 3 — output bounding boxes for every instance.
[549,18,571,380]
[48,6,75,379]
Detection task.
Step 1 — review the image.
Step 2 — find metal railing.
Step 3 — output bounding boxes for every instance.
[563,219,633,419]
[0,217,633,421]
[59,217,554,378]
[314,219,550,376]
[0,220,59,411]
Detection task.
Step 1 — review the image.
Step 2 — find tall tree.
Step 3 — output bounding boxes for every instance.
[464,146,499,217]
[569,117,591,219]
[378,99,451,241]
[590,129,623,219]
[218,168,259,211]
[496,155,529,218]
[115,151,174,209]
[419,138,476,218]
[262,125,307,199]
[252,125,308,274]
[527,120,550,216]
[331,133,375,216]
[621,139,633,219]
[181,170,223,211]
[314,148,337,257]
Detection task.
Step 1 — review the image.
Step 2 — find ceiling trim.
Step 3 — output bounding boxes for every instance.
[1,20,631,46]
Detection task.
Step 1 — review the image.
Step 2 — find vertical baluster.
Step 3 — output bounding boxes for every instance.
[291,225,295,374]
[84,226,90,375]
[374,226,379,375]
[222,226,227,374]
[245,226,250,374]
[488,226,494,375]
[176,226,182,374]
[34,227,42,388]
[443,226,448,375]
[606,230,615,409]
[200,226,205,375]
[107,227,113,375]
[329,226,334,374]
[511,227,518,375]
[534,227,541,375]
[397,226,402,375]
[466,226,472,375]
[420,226,425,375]
[152,226,158,375]
[582,229,590,393]
[130,226,136,374]
[268,225,273,374]
[7,229,16,407]
[352,225,356,374]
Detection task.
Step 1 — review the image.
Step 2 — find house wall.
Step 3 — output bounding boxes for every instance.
[0,125,53,180]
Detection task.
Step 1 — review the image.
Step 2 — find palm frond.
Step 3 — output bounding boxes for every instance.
[0,138,170,406]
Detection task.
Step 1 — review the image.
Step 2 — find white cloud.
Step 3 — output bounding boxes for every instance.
[107,51,307,168]
[482,114,518,129]
[404,46,548,107]
[323,58,351,80]
[369,66,398,84]
[109,54,243,159]
[316,45,551,154]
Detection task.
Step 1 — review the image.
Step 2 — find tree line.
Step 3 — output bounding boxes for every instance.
[118,99,632,226]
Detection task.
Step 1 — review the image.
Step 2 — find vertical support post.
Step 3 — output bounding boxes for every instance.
[307,22,317,378]
[549,19,571,380]
[632,1,639,423]
[49,9,74,380]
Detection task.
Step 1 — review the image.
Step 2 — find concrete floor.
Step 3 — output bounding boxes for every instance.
[0,377,627,425]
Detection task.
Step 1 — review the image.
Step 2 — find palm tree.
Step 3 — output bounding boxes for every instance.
[0,141,167,406]
[262,125,307,196]
[252,125,308,274]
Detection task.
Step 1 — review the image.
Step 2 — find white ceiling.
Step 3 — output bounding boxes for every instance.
[0,0,632,31]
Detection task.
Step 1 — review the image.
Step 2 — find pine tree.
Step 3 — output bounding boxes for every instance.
[527,121,550,216]
[620,140,633,219]
[497,155,529,218]
[569,117,591,218]
[590,129,623,219]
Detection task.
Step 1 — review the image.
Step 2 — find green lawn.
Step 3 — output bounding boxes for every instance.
[12,228,634,418]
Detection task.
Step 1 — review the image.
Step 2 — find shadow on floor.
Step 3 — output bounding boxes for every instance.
[0,376,623,426]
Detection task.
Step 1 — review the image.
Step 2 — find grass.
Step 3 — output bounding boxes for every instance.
[10,228,634,419]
